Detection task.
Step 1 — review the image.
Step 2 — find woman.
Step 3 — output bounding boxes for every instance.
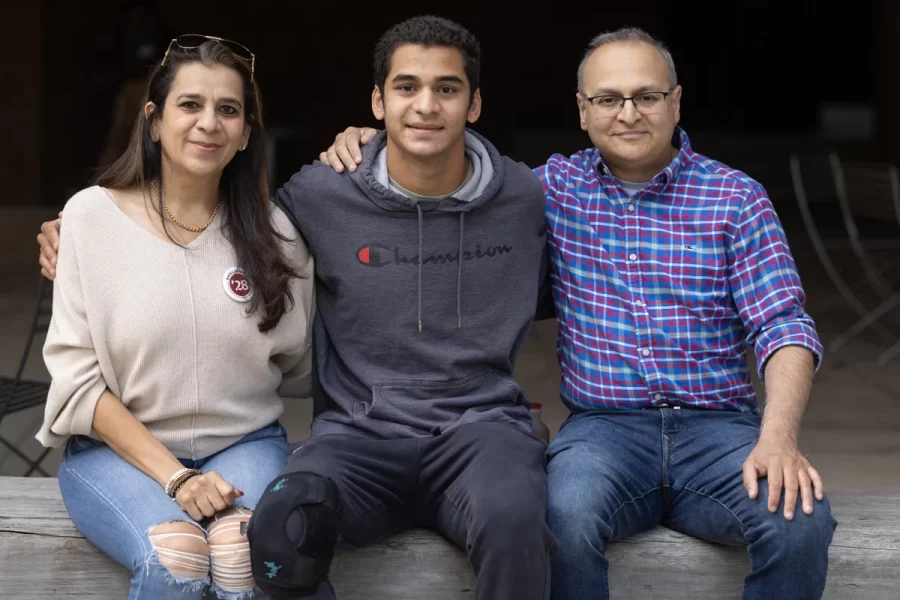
[36,35,314,600]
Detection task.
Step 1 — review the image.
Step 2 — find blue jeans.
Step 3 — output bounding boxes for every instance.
[546,408,837,600]
[57,421,290,600]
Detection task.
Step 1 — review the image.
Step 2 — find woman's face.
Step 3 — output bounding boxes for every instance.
[147,63,251,179]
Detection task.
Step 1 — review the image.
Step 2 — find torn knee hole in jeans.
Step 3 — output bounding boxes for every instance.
[148,521,210,583]
[208,507,254,594]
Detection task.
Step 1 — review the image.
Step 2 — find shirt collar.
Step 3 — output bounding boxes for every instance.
[589,126,693,192]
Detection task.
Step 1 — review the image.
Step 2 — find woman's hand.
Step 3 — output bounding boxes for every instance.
[175,471,244,521]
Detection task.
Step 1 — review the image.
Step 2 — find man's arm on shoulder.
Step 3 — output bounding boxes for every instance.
[728,183,825,519]
[319,127,380,173]
[270,163,327,238]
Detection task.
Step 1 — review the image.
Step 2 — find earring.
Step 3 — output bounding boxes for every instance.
[151,131,159,143]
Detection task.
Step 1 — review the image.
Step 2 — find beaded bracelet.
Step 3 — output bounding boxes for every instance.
[164,467,202,498]
[170,471,201,498]
[164,468,190,496]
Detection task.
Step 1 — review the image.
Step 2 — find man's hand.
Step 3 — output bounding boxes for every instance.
[742,433,823,520]
[38,212,62,280]
[318,127,380,173]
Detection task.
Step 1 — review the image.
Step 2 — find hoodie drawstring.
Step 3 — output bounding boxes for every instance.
[417,204,424,333]
[415,206,466,333]
[457,213,464,328]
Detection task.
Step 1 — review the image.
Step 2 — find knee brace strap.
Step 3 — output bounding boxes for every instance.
[247,472,341,594]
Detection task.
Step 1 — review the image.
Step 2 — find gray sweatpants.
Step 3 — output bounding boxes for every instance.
[278,421,556,600]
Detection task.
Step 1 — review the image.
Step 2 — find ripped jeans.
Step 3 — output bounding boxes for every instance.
[57,421,289,600]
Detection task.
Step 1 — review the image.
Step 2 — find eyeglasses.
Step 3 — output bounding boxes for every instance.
[583,90,673,116]
[161,34,256,82]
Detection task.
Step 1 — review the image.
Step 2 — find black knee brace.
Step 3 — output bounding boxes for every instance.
[247,472,341,598]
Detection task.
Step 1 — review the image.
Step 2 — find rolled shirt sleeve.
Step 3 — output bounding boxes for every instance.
[727,183,824,380]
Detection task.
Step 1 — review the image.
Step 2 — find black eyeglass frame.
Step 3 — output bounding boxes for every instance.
[582,89,675,112]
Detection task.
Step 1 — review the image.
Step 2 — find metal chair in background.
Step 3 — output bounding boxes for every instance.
[792,152,900,359]
[0,273,54,476]
[830,154,899,298]
[790,153,896,343]
[826,158,900,357]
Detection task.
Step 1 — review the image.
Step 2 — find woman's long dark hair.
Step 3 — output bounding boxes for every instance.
[94,40,300,333]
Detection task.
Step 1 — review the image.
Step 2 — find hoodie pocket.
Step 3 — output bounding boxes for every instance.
[354,369,522,436]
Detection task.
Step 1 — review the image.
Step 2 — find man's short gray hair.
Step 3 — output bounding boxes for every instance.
[577,27,677,94]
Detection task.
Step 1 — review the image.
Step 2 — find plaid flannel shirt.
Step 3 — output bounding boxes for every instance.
[536,127,822,413]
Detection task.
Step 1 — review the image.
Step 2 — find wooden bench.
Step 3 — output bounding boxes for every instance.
[1,476,897,599]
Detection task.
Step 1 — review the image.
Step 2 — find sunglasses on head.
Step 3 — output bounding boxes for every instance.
[161,34,256,82]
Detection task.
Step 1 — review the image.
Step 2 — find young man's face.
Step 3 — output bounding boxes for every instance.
[372,43,481,160]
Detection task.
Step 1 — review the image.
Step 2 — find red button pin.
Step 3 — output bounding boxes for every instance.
[223,267,254,302]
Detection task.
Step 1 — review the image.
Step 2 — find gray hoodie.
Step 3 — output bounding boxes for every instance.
[274,128,548,440]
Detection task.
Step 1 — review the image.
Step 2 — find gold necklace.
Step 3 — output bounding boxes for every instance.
[150,179,221,233]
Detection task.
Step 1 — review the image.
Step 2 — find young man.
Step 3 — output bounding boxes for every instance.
[317,26,838,600]
[37,15,555,600]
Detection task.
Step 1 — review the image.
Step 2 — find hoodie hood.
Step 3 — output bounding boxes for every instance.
[351,128,503,213]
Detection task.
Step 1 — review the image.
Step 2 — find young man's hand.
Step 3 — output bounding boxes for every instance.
[318,127,380,173]
[38,212,63,280]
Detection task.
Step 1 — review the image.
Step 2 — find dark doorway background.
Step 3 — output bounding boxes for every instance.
[17,1,895,207]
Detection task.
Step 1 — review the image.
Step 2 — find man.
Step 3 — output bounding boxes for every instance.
[36,15,555,600]
[316,26,838,600]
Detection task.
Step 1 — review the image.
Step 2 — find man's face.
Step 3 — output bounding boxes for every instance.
[577,41,681,177]
[372,44,481,160]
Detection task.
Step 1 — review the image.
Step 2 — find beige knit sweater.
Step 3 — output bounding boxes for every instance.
[36,186,315,459]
